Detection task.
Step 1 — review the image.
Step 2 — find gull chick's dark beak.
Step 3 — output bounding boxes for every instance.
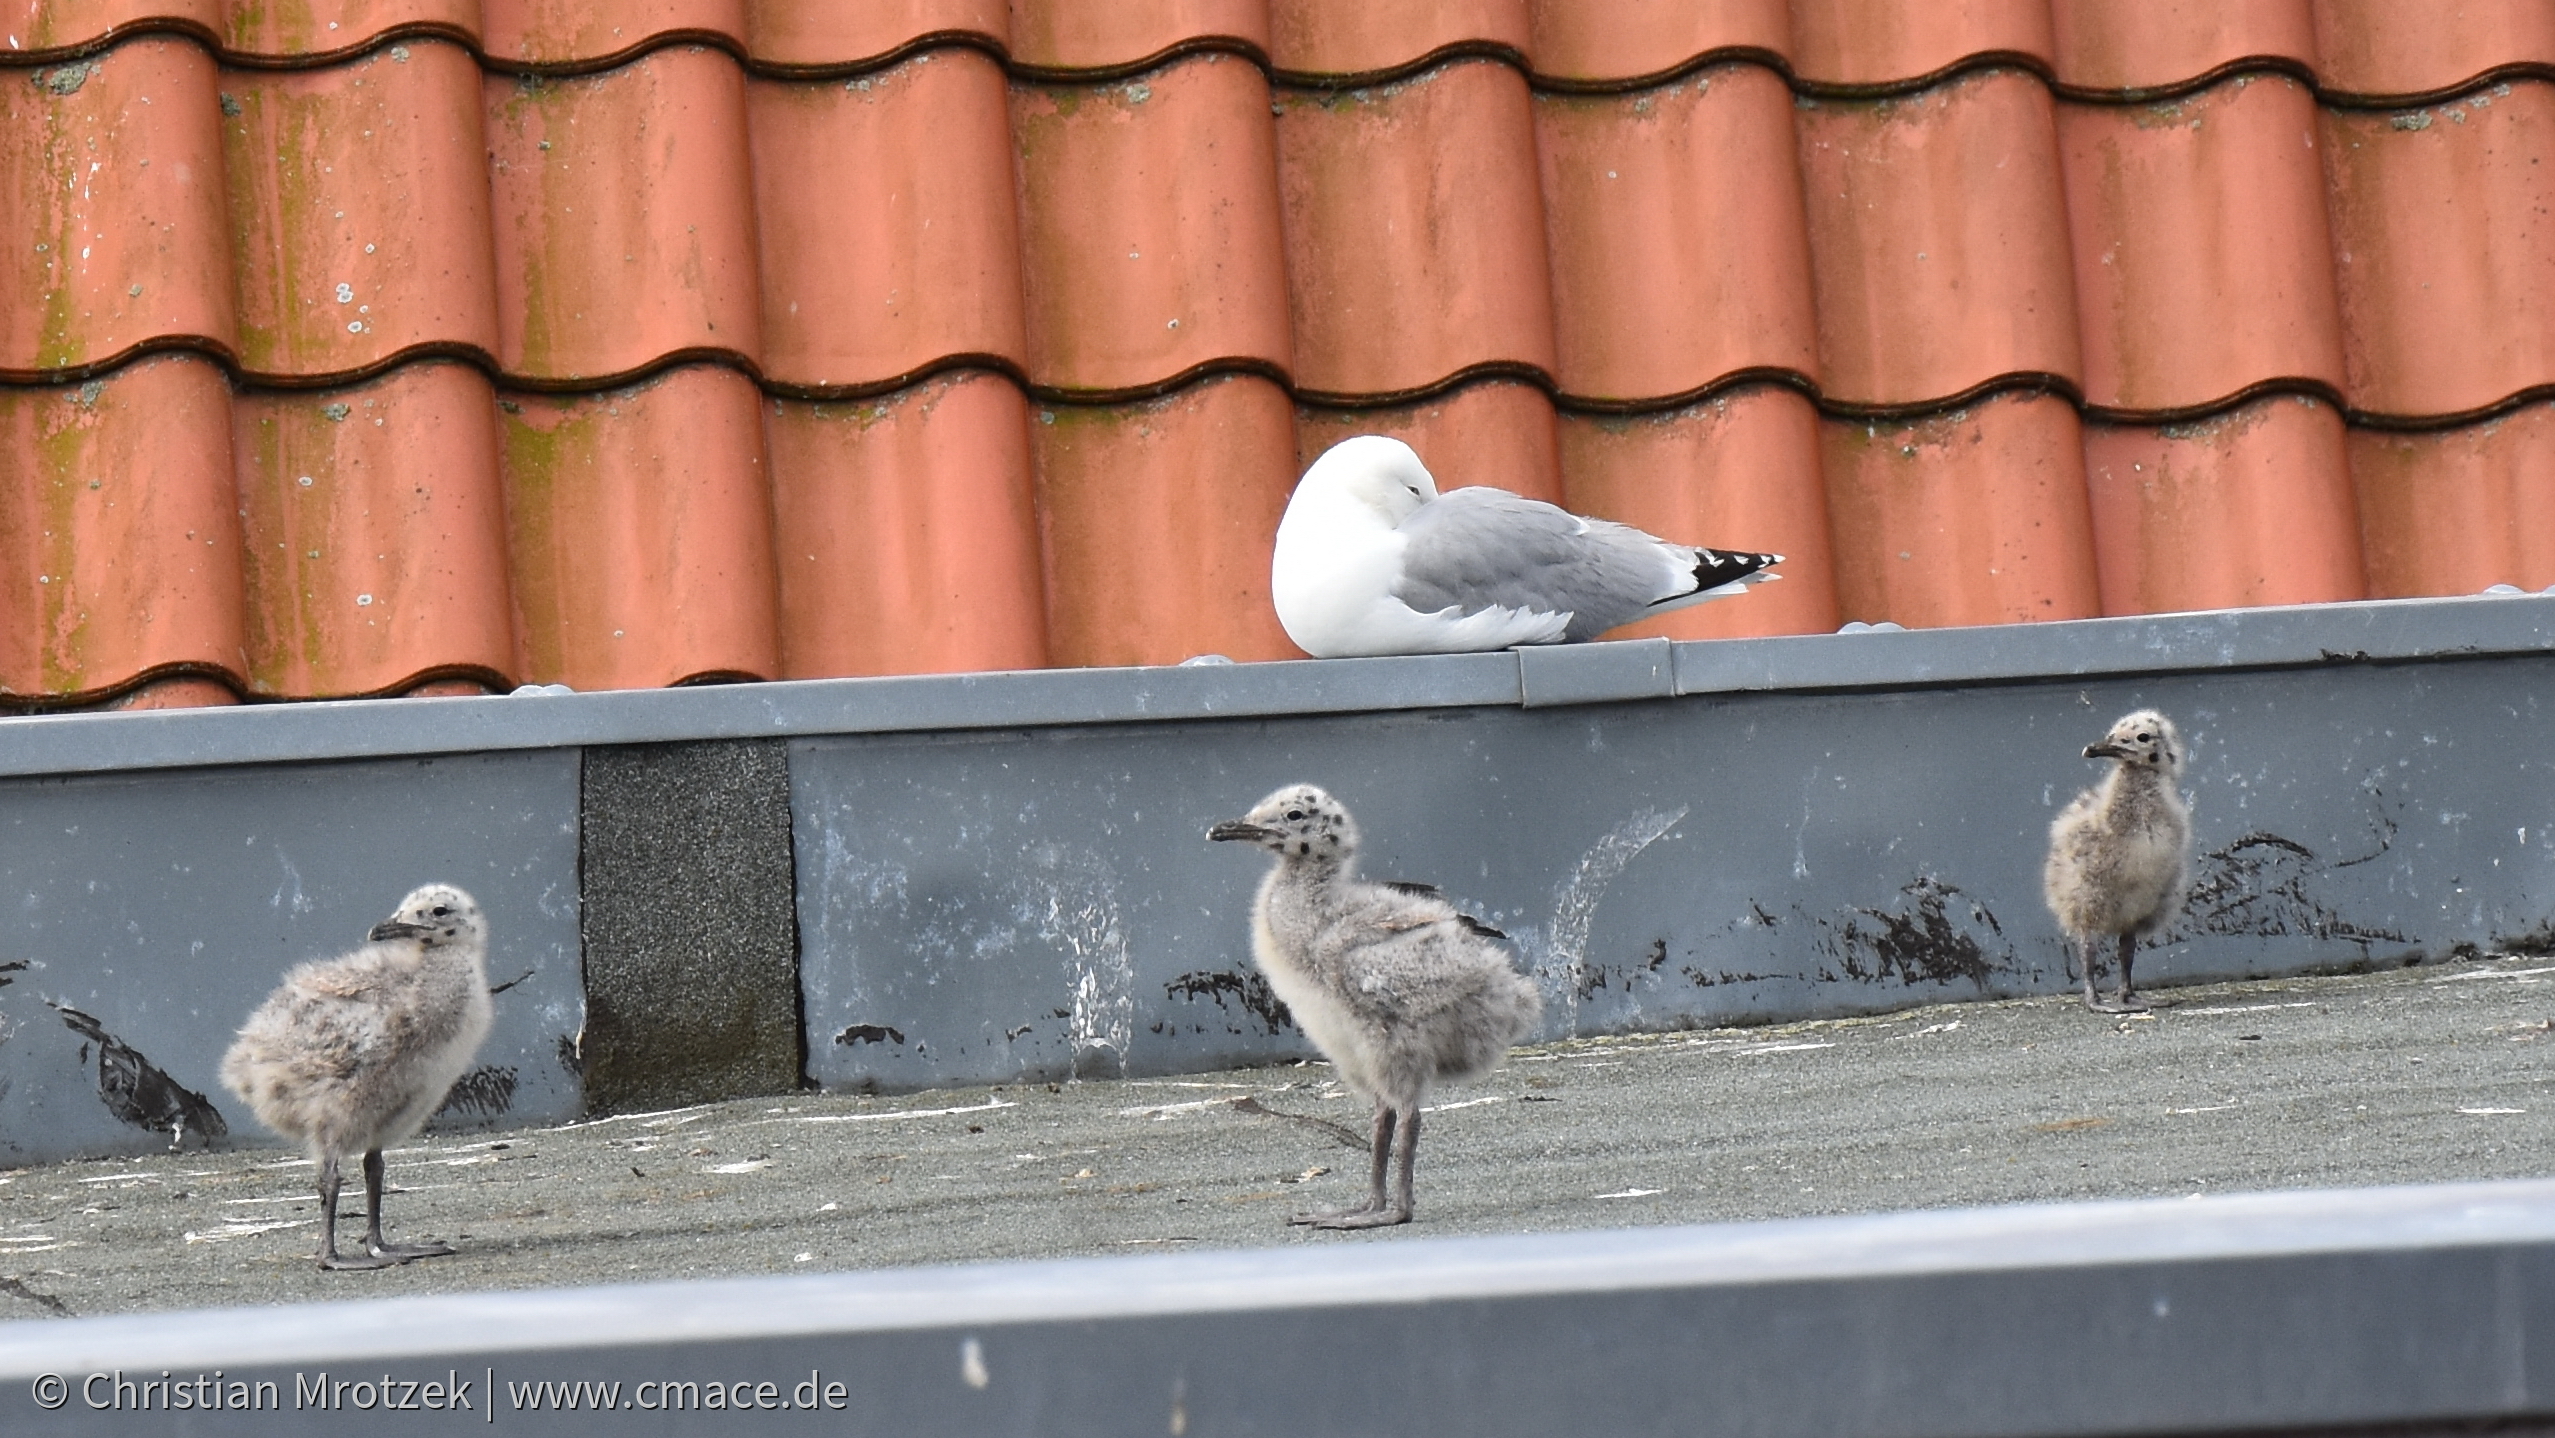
[2083,742,2126,760]
[1208,820,1274,843]
[368,919,432,942]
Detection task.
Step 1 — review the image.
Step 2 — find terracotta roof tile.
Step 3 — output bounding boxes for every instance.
[1821,391,2101,628]
[484,45,760,384]
[2,39,234,378]
[2057,74,2346,414]
[748,49,1025,394]
[1013,54,1291,397]
[1032,374,1297,666]
[479,0,746,69]
[1276,58,1555,399]
[2048,0,2316,96]
[2351,404,2555,597]
[1266,0,1528,79]
[747,0,1009,71]
[1796,71,2082,409]
[220,1,482,62]
[497,363,778,688]
[223,39,500,381]
[1296,377,1563,505]
[2083,398,2367,616]
[1788,0,2055,90]
[1008,0,1267,74]
[1524,0,1791,86]
[4,5,2550,705]
[0,353,244,702]
[2322,81,2555,419]
[2312,0,2555,104]
[234,360,515,696]
[97,674,240,708]
[768,371,1049,678]
[1556,384,1841,640]
[1536,64,1817,404]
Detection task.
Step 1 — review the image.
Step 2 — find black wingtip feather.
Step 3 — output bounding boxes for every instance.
[1693,548,1781,587]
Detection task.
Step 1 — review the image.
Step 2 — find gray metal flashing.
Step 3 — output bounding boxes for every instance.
[1517,634,1673,706]
[1674,590,2555,696]
[2,1179,2552,1436]
[0,595,2544,780]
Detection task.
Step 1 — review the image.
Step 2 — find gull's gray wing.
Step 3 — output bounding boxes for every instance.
[1394,488,1777,642]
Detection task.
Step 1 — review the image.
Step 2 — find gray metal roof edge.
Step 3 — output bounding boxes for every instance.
[0,653,1527,780]
[1674,591,2555,696]
[1,1177,2549,1379]
[0,594,2546,781]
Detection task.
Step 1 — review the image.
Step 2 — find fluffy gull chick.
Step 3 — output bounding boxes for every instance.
[1210,784,1541,1228]
[221,884,493,1270]
[1272,434,1781,658]
[2044,711,2193,1013]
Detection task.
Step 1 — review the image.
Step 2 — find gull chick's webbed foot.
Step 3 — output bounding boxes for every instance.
[1211,785,1541,1228]
[2044,711,2193,1014]
[221,884,494,1270]
[1271,434,1781,658]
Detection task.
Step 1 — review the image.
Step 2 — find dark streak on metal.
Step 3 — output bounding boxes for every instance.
[2171,832,2410,947]
[1682,966,1783,988]
[432,1065,518,1120]
[1821,877,2008,988]
[836,1024,906,1047]
[1163,971,1294,1036]
[43,1001,227,1148]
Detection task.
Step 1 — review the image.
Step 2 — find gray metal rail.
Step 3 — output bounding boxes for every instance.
[2,1178,2550,1435]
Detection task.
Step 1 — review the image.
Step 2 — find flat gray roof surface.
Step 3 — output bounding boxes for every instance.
[2,953,2550,1322]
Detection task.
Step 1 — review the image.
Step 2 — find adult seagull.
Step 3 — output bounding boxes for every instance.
[1272,435,1782,659]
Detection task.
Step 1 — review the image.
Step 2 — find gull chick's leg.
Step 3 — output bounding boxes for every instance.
[2077,936,2107,1013]
[2112,934,2151,1011]
[363,1147,455,1262]
[317,1153,395,1270]
[1314,1106,1419,1231]
[1291,1100,1393,1227]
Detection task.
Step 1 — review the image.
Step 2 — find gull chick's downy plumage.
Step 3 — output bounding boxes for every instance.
[2044,710,2193,1014]
[1272,434,1782,658]
[1210,784,1541,1228]
[221,884,494,1270]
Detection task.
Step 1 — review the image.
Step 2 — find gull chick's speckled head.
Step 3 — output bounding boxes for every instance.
[366,883,484,949]
[1207,784,1360,862]
[2082,709,2183,773]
